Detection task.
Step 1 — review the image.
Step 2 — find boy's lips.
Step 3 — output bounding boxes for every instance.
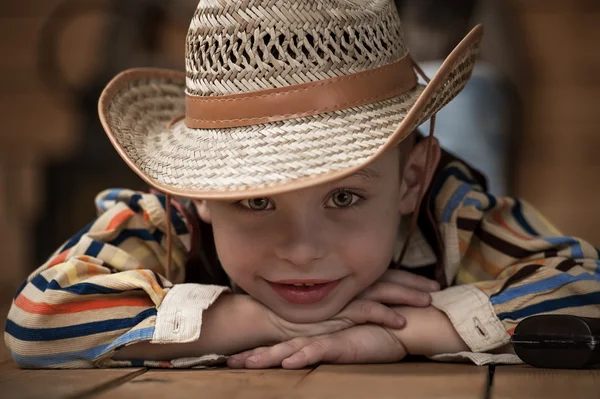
[271,279,335,284]
[267,279,341,305]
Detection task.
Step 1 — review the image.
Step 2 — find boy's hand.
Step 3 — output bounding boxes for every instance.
[357,269,440,306]
[268,270,440,342]
[228,324,407,369]
[268,298,406,341]
[229,306,470,369]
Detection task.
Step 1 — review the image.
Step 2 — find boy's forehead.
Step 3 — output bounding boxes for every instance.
[194,151,398,205]
[345,167,380,182]
[342,148,400,182]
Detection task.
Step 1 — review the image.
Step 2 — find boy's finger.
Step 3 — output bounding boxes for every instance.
[338,300,406,329]
[227,346,271,368]
[379,270,441,292]
[245,337,312,369]
[282,338,334,369]
[358,282,431,307]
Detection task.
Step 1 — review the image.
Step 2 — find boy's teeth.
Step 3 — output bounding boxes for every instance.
[291,283,316,287]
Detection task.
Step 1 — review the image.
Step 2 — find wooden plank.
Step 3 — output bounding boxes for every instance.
[2,1,71,17]
[0,18,42,70]
[0,361,145,399]
[0,13,113,93]
[95,368,313,399]
[492,365,600,399]
[0,93,76,158]
[508,9,600,85]
[292,363,489,399]
[509,0,600,13]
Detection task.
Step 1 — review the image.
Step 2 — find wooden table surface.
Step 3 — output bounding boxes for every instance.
[1,304,598,399]
[1,358,599,399]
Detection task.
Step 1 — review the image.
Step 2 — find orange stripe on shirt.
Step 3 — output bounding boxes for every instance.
[492,199,532,241]
[15,294,154,315]
[87,262,109,277]
[135,269,166,296]
[48,249,70,268]
[106,209,135,231]
[459,240,504,278]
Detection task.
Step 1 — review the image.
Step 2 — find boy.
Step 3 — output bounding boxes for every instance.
[5,0,599,369]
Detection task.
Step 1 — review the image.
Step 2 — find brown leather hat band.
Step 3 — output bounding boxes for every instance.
[185,55,417,129]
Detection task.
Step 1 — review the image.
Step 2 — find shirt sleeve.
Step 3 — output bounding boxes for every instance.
[4,188,229,368]
[428,162,600,365]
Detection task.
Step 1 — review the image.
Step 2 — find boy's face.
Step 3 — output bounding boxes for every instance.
[196,140,439,323]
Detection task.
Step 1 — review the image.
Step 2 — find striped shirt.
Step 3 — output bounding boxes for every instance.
[5,155,600,368]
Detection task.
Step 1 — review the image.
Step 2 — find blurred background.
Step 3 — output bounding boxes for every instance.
[0,0,599,299]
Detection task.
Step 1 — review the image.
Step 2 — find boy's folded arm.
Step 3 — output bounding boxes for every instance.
[5,261,230,368]
[387,257,600,363]
[112,292,279,361]
[387,305,470,356]
[422,162,600,365]
[424,255,600,365]
[4,189,235,368]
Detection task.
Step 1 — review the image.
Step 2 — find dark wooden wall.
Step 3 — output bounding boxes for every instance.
[0,0,599,295]
[508,0,600,243]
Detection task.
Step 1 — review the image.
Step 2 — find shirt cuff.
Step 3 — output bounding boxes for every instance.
[152,283,230,344]
[429,351,522,366]
[430,284,510,353]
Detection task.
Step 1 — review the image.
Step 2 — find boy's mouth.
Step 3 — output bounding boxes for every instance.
[267,279,341,305]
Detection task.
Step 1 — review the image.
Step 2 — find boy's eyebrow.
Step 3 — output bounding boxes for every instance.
[343,167,380,182]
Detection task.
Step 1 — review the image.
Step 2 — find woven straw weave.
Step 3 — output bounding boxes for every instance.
[186,0,406,96]
[102,0,481,196]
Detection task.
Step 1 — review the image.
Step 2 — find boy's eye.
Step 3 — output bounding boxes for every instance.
[239,198,273,211]
[326,190,361,208]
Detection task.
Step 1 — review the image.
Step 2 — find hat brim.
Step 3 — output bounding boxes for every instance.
[99,25,483,200]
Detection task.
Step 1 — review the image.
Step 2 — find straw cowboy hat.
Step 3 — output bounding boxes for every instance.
[99,0,483,200]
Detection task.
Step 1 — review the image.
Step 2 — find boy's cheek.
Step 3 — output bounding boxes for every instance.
[346,228,396,266]
[212,232,265,279]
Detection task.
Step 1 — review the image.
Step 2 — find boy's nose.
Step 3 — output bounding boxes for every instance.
[273,216,325,268]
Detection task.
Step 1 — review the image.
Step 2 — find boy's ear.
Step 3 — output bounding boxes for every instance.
[398,137,441,215]
[194,200,212,224]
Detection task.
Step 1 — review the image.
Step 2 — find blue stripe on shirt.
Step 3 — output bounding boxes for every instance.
[441,183,472,223]
[497,291,600,321]
[30,275,125,295]
[60,220,95,252]
[431,166,476,205]
[102,188,125,202]
[5,308,157,342]
[109,229,160,247]
[463,197,482,209]
[462,194,497,212]
[491,272,600,306]
[85,241,105,258]
[10,327,155,367]
[544,237,583,258]
[544,236,578,246]
[572,243,584,258]
[511,200,538,237]
[14,280,27,299]
[483,192,497,211]
[129,194,142,213]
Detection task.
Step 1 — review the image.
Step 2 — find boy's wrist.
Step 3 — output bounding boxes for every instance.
[201,293,283,351]
[240,295,285,344]
[389,306,469,356]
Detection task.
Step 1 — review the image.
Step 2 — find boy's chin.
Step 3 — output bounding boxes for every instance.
[268,299,347,324]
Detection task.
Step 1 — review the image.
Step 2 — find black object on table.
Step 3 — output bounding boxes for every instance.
[511,315,600,369]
